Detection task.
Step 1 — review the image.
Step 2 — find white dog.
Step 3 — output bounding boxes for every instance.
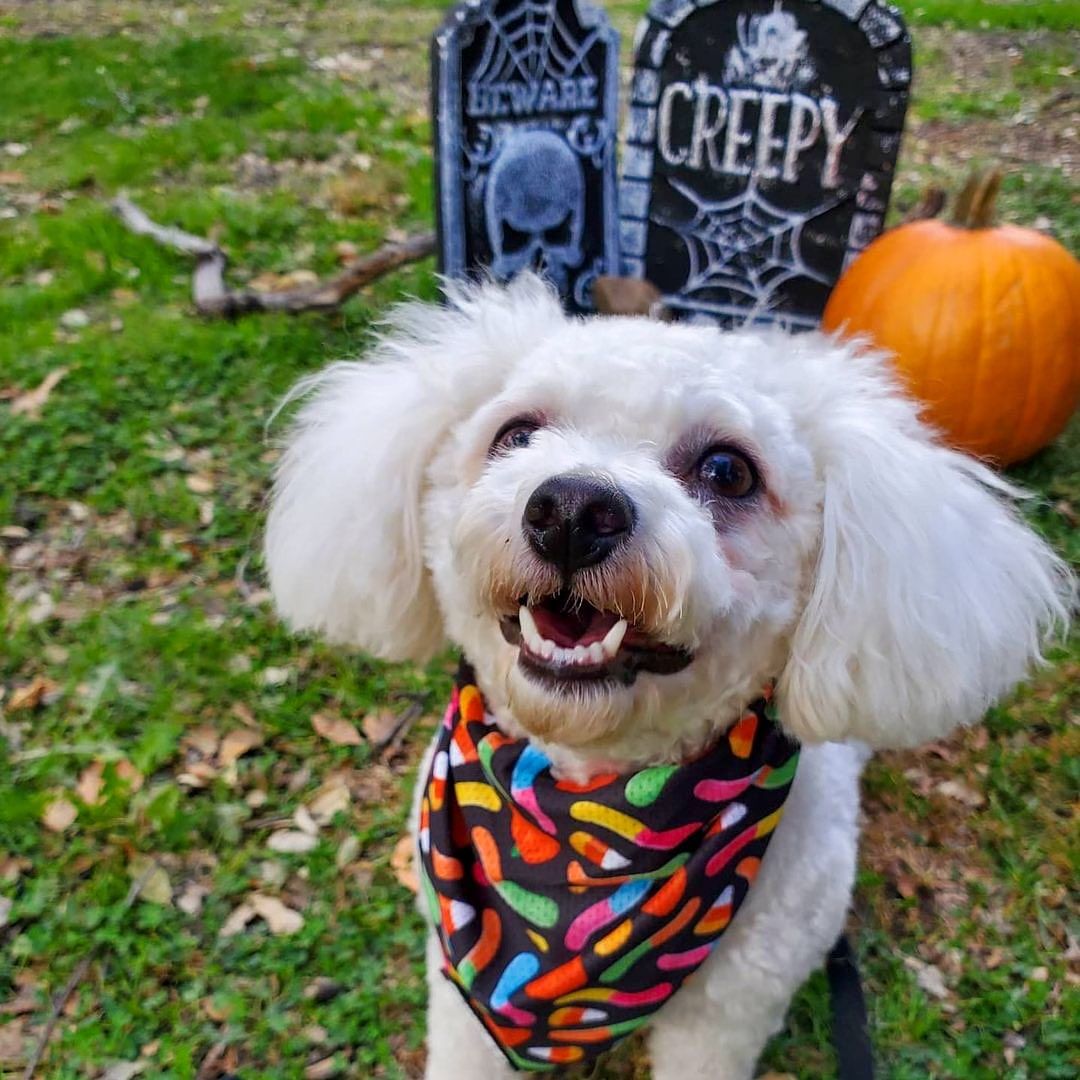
[265,275,1069,1079]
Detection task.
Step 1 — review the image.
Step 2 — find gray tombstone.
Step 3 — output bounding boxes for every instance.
[432,0,621,313]
[620,0,911,329]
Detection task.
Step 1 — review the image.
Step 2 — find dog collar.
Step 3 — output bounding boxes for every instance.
[418,664,800,1071]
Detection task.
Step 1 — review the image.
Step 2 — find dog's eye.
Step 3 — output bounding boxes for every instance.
[697,447,758,498]
[491,418,539,454]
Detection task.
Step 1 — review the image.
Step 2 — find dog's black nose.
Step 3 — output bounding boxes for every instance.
[523,474,635,574]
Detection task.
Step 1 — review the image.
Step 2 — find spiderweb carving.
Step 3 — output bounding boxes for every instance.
[660,178,837,316]
[470,1,599,86]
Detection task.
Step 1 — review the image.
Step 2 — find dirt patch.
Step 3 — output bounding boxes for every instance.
[905,107,1077,179]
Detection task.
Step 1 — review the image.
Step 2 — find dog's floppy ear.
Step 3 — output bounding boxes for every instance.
[776,338,1072,748]
[264,274,565,661]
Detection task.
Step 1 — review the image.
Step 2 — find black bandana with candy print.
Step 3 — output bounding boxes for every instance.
[417,664,799,1072]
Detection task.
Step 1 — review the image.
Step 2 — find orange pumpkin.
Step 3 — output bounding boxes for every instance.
[823,171,1080,465]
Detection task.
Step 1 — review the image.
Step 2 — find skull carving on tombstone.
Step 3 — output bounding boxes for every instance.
[727,1,815,91]
[484,130,585,290]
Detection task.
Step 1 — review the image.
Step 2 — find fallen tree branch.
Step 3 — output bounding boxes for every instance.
[111,196,435,318]
[111,196,220,257]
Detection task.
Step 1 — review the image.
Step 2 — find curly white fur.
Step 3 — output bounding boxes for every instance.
[265,275,1071,1078]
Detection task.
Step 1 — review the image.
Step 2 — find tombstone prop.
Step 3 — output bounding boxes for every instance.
[620,0,911,329]
[432,0,621,312]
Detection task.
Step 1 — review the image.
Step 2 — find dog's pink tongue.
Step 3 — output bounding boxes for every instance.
[531,604,619,648]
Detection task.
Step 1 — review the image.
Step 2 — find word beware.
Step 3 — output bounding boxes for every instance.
[466,76,600,119]
[657,77,860,190]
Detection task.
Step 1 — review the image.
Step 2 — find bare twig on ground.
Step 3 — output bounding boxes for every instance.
[374,701,425,758]
[195,1040,232,1080]
[10,744,125,764]
[111,196,435,318]
[22,863,159,1079]
[242,813,293,833]
[1039,88,1076,113]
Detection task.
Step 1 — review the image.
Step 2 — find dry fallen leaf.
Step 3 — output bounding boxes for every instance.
[7,675,59,712]
[267,830,318,854]
[177,762,218,789]
[935,779,986,809]
[129,856,173,906]
[249,892,304,935]
[0,975,38,1018]
[176,881,209,916]
[0,857,31,885]
[311,712,362,746]
[230,701,257,725]
[185,473,215,495]
[115,759,144,792]
[361,709,399,746]
[334,239,359,263]
[391,833,418,894]
[101,1059,147,1079]
[219,728,265,767]
[335,835,361,869]
[0,1020,27,1065]
[10,367,68,419]
[76,761,105,806]
[903,955,950,1000]
[293,805,319,836]
[304,1056,342,1080]
[42,797,77,833]
[303,976,345,1003]
[219,902,256,938]
[183,725,220,759]
[306,779,351,825]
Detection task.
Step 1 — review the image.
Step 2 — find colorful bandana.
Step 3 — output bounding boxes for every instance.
[418,664,799,1072]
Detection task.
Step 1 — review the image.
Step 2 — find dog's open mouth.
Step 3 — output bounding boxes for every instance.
[499,592,693,687]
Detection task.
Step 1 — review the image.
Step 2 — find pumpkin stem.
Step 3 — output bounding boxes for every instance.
[952,168,1003,229]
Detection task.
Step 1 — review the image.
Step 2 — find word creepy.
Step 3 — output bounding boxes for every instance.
[657,80,861,190]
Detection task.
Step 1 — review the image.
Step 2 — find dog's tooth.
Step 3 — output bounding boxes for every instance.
[554,644,574,665]
[587,641,606,665]
[601,618,628,657]
[572,644,589,664]
[541,638,557,661]
[519,605,539,648]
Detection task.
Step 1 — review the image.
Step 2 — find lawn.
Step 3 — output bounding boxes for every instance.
[0,2,1077,1078]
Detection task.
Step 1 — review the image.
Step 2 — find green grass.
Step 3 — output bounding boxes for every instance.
[894,0,1079,31]
[913,40,1077,123]
[1,5,1078,1079]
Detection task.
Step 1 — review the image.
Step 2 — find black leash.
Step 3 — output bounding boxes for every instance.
[826,934,875,1080]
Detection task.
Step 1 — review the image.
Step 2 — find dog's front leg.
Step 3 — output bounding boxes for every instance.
[646,964,791,1080]
[423,933,520,1079]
